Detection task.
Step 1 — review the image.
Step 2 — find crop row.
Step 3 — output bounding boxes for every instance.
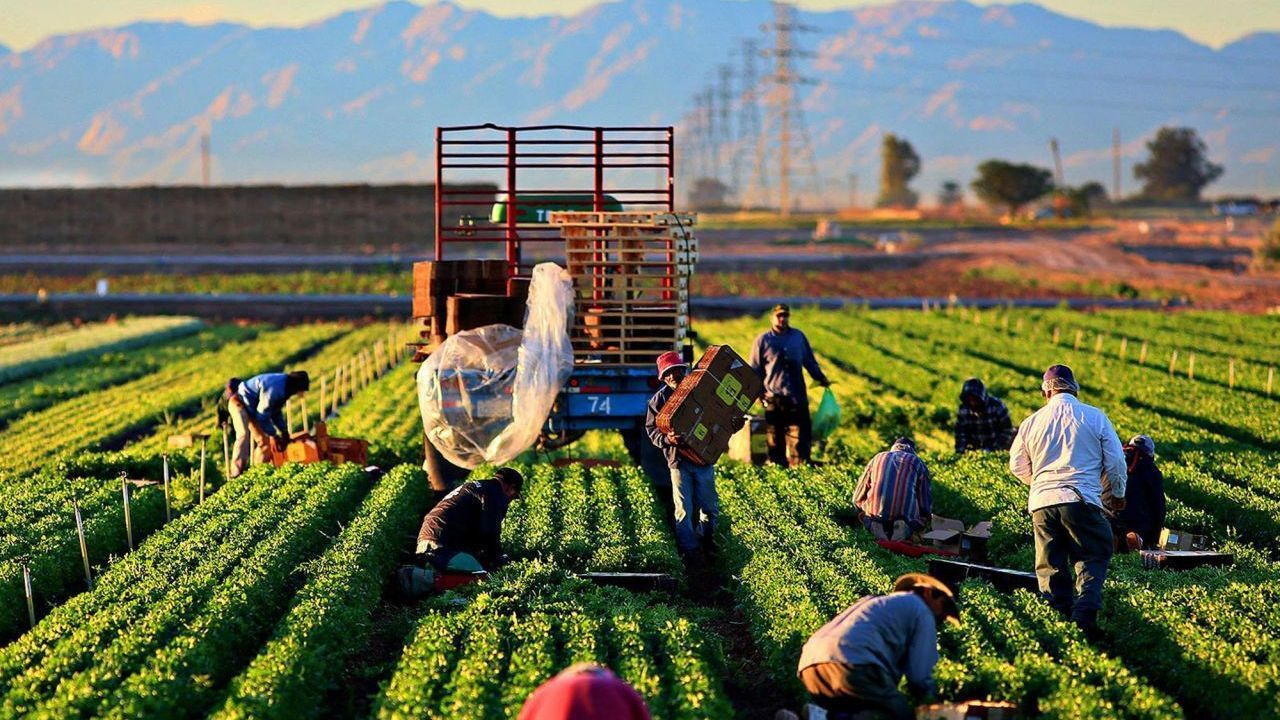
[0,461,371,718]
[0,316,203,385]
[210,464,429,720]
[0,323,345,476]
[374,562,733,720]
[501,463,683,576]
[0,324,259,430]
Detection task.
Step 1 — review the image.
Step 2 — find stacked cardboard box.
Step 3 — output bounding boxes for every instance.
[1157,527,1209,551]
[656,345,763,466]
[921,515,993,559]
[411,259,526,351]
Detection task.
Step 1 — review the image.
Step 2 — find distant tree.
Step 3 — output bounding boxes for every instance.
[970,160,1053,217]
[938,180,964,207]
[876,134,920,208]
[689,177,730,210]
[1134,127,1224,201]
[1055,181,1110,217]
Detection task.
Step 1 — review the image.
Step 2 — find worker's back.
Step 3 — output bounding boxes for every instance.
[797,591,937,687]
[417,480,509,553]
[1011,393,1125,510]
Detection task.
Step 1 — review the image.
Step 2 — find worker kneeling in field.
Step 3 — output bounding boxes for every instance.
[518,663,651,720]
[954,377,1015,453]
[1105,435,1166,551]
[225,370,309,478]
[853,437,932,542]
[797,573,959,720]
[646,351,736,564]
[414,467,523,575]
[1010,364,1126,639]
[750,304,831,467]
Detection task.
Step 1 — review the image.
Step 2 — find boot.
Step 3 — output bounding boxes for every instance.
[1073,610,1104,642]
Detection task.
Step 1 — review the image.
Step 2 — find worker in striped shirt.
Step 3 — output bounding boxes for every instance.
[853,437,933,542]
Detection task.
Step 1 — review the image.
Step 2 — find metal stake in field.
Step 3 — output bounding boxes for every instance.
[1168,350,1178,375]
[162,454,172,521]
[1052,327,1060,344]
[1094,335,1104,354]
[319,375,328,421]
[1268,366,1275,396]
[1188,353,1195,380]
[1119,337,1128,359]
[72,496,92,589]
[121,474,135,552]
[1139,341,1148,365]
[199,438,207,504]
[22,562,35,629]
[1229,359,1236,389]
[1074,329,1083,351]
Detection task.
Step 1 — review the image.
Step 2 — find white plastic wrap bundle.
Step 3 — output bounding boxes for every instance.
[416,262,575,468]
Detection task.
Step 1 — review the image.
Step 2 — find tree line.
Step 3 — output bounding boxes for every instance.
[877,126,1224,217]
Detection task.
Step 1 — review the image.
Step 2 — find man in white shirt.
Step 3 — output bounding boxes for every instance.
[1009,364,1127,639]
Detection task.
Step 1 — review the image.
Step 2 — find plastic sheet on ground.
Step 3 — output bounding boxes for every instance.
[417,263,575,468]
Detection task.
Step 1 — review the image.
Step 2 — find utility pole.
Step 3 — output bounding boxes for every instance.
[200,131,211,186]
[1049,137,1064,187]
[1112,127,1121,202]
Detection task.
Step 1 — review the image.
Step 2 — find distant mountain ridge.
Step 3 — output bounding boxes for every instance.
[0,0,1276,199]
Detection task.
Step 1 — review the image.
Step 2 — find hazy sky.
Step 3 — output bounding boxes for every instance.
[2,0,1277,52]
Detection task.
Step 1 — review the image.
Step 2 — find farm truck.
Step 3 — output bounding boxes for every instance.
[411,124,697,493]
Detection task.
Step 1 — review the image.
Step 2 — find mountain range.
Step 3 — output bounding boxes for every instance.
[1,0,1277,201]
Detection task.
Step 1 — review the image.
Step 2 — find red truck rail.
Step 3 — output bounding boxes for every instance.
[434,124,675,270]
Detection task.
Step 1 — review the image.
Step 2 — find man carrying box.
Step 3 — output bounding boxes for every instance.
[646,351,723,564]
[853,437,933,542]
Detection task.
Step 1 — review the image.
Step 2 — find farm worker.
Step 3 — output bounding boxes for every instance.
[749,303,831,467]
[518,663,651,720]
[226,371,310,478]
[853,437,933,542]
[1009,364,1127,639]
[797,573,959,720]
[1106,435,1166,551]
[954,377,1015,453]
[645,351,733,564]
[413,467,523,574]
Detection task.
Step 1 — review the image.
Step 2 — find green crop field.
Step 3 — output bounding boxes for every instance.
[0,309,1276,719]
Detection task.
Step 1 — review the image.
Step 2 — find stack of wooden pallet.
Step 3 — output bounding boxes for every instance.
[548,211,697,367]
[411,259,527,355]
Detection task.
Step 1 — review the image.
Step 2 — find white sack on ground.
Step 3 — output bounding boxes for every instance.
[417,263,575,468]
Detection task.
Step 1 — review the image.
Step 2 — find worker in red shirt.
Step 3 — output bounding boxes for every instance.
[518,664,650,720]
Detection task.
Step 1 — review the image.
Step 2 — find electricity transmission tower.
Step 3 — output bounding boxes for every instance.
[746,1,821,216]
[738,39,763,208]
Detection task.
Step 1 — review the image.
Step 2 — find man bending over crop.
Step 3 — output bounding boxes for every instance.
[1010,364,1127,639]
[226,371,309,478]
[797,573,959,719]
[853,437,932,542]
[414,467,522,575]
[954,377,1015,453]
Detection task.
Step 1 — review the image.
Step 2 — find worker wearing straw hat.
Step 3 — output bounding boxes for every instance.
[797,573,960,720]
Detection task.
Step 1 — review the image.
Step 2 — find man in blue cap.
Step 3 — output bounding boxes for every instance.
[1009,364,1127,639]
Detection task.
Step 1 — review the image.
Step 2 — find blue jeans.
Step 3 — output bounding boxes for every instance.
[671,460,718,553]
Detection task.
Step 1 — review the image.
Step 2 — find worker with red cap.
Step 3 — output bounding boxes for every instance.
[645,350,723,564]
[518,664,650,719]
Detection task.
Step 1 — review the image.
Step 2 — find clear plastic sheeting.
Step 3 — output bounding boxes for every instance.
[417,263,575,468]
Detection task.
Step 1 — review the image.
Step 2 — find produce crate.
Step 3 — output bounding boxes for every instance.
[1140,550,1234,570]
[656,345,763,465]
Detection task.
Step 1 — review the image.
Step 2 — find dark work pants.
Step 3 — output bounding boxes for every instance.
[1032,501,1113,623]
[765,400,812,467]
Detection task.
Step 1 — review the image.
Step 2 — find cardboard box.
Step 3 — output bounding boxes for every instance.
[413,261,459,318]
[656,345,763,466]
[1157,527,1209,551]
[445,294,524,335]
[922,515,993,557]
[1140,550,1233,571]
[917,701,1019,720]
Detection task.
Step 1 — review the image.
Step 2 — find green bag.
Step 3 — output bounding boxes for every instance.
[812,387,842,441]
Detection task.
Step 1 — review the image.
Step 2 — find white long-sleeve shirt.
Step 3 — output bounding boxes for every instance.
[1009,393,1127,512]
